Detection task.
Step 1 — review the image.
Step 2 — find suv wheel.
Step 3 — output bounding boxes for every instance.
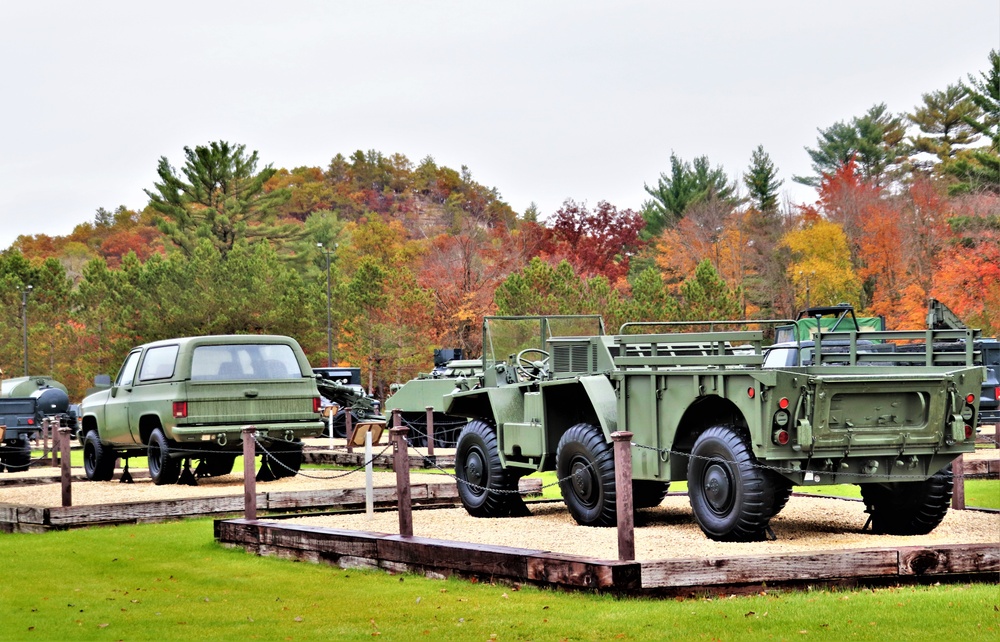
[148,428,181,485]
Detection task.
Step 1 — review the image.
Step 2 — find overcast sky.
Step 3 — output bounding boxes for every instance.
[1,1,997,250]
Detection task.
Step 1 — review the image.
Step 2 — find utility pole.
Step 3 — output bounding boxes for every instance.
[318,243,334,366]
[21,284,32,376]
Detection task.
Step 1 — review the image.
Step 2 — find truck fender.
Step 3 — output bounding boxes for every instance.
[578,375,618,437]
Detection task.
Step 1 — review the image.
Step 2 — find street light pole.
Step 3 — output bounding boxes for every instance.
[21,284,32,376]
[318,243,333,367]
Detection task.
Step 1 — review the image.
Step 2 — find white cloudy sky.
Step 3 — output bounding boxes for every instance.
[1,0,997,250]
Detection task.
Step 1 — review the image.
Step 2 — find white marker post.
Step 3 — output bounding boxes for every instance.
[327,409,334,451]
[365,428,374,517]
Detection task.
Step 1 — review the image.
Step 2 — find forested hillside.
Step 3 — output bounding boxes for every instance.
[2,52,997,400]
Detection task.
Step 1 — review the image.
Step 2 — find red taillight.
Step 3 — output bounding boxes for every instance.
[778,397,789,410]
[172,401,187,418]
[27,417,34,425]
[966,393,976,404]
[312,397,322,413]
[965,425,973,439]
[747,387,755,399]
[772,429,790,445]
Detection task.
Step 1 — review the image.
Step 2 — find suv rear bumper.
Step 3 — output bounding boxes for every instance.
[170,421,323,444]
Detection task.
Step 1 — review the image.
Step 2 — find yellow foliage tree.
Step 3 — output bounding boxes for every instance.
[782,219,863,309]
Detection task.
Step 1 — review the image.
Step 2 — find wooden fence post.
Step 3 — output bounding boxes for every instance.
[391,409,412,537]
[611,431,635,561]
[242,426,257,521]
[425,405,435,456]
[59,424,72,507]
[952,454,965,510]
[42,417,50,463]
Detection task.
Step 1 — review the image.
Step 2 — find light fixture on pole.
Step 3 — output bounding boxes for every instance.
[21,284,33,376]
[317,243,334,367]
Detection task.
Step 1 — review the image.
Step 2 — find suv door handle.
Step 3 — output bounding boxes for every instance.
[244,389,259,398]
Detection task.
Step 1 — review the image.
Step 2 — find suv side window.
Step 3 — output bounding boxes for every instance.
[115,350,143,388]
[139,345,179,382]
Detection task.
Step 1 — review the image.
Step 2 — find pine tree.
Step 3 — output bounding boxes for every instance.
[946,50,1000,195]
[796,104,908,188]
[908,83,982,165]
[145,141,295,257]
[642,153,736,238]
[743,145,783,213]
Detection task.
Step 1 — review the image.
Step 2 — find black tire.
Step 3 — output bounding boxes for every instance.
[83,431,116,481]
[860,465,954,535]
[147,428,181,485]
[2,439,32,473]
[632,480,671,510]
[199,454,237,477]
[556,423,617,527]
[454,420,525,517]
[268,440,303,479]
[768,479,794,519]
[687,425,781,542]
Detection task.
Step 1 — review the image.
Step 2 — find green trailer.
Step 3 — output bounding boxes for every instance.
[443,315,983,542]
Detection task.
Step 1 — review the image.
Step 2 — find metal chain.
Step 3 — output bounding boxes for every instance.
[396,414,596,496]
[630,442,957,482]
[252,434,392,480]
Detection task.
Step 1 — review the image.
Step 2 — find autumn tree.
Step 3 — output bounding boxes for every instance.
[544,200,645,283]
[146,141,297,257]
[781,218,863,310]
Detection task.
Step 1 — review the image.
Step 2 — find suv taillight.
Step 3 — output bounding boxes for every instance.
[312,397,322,413]
[173,401,188,418]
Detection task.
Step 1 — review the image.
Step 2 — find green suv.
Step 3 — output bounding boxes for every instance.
[80,335,323,484]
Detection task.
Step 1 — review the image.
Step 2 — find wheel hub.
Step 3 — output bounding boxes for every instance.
[465,449,485,488]
[571,459,596,505]
[703,462,733,514]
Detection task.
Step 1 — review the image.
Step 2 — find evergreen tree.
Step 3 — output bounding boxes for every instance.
[908,83,983,165]
[642,153,736,238]
[678,259,742,321]
[796,104,908,188]
[743,145,783,213]
[145,141,295,257]
[946,50,1000,195]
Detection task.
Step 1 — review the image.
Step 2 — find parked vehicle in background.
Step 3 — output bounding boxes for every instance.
[0,376,76,472]
[80,335,323,484]
[313,367,382,437]
[383,349,482,447]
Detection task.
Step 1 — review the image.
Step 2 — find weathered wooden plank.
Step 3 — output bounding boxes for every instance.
[257,522,384,558]
[378,535,530,578]
[962,457,999,477]
[265,487,400,509]
[898,544,1000,575]
[46,494,259,526]
[526,552,640,589]
[641,550,898,588]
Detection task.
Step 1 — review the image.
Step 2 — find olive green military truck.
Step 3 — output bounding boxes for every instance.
[80,335,324,485]
[443,316,983,542]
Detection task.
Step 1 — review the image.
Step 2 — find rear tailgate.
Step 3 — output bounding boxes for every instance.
[183,379,318,426]
[802,367,981,450]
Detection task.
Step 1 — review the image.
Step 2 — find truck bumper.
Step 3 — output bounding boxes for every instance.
[170,421,324,445]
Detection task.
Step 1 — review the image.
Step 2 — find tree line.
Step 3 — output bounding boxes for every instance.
[2,51,997,400]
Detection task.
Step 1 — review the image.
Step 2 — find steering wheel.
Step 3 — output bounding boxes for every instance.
[515,348,550,381]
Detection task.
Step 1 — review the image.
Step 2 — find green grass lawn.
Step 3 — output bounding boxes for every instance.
[0,518,996,641]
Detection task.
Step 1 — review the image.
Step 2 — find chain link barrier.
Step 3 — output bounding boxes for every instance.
[630,441,963,482]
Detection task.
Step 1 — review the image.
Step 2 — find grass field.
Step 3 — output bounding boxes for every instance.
[0,518,997,641]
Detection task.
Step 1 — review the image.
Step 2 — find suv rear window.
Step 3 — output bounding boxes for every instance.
[191,344,303,380]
